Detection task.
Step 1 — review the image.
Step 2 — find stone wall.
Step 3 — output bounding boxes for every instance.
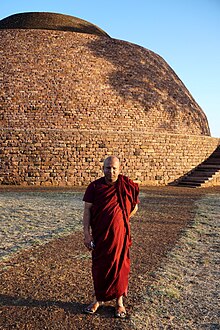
[0,129,219,186]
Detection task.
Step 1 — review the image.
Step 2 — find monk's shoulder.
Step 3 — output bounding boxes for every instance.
[120,175,139,188]
[85,177,105,193]
[92,177,105,188]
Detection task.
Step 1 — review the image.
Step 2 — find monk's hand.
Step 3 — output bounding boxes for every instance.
[84,233,94,250]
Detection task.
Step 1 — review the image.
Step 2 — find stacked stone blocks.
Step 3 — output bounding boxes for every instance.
[0,129,219,186]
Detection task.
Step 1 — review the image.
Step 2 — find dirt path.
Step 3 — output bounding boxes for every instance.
[0,186,219,329]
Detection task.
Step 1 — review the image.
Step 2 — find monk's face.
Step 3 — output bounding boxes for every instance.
[103,157,120,184]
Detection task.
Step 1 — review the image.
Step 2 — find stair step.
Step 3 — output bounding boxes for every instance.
[189,171,215,177]
[196,167,218,172]
[181,177,209,183]
[176,145,220,188]
[203,159,220,164]
[178,182,201,187]
[199,164,220,169]
[177,184,197,188]
[196,171,217,175]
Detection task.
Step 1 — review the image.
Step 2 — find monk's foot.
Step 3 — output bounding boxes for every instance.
[83,301,104,314]
[114,305,127,319]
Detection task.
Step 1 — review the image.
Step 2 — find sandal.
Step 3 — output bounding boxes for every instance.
[83,301,104,314]
[114,305,127,318]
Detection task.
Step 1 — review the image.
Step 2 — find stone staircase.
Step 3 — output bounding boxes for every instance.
[176,145,220,188]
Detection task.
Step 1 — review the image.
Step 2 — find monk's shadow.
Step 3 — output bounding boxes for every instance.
[0,294,117,318]
[0,294,82,315]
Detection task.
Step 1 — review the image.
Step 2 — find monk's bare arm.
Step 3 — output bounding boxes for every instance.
[83,202,93,249]
[130,204,138,218]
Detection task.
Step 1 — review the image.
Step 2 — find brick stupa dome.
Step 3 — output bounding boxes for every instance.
[0,12,210,135]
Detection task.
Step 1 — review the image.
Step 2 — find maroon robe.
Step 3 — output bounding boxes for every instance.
[83,174,139,301]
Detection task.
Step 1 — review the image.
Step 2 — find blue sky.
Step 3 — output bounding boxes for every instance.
[1,0,219,137]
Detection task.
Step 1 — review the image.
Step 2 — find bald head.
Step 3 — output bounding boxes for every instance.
[103,156,120,184]
[103,156,120,167]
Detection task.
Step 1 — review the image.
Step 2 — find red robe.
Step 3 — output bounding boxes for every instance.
[83,174,139,301]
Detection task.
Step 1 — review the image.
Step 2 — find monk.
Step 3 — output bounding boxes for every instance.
[83,156,139,318]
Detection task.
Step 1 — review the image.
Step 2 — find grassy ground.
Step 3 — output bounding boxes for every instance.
[0,186,219,329]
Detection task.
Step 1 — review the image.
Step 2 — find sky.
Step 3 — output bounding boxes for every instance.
[1,0,220,137]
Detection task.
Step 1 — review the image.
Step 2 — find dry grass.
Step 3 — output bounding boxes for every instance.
[130,193,220,329]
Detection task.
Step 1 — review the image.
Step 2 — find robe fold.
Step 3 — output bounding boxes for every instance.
[83,174,139,301]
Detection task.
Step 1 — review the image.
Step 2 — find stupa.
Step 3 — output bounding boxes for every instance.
[0,12,219,186]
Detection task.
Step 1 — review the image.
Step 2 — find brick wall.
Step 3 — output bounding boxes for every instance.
[0,29,210,136]
[0,129,219,186]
